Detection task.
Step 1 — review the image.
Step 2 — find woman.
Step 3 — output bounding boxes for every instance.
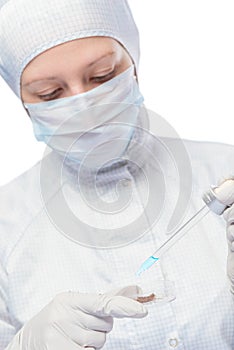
[1,1,234,349]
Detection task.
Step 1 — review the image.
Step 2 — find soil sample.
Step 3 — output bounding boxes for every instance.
[136,293,155,303]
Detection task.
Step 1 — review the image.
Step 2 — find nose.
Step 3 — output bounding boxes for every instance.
[66,82,94,97]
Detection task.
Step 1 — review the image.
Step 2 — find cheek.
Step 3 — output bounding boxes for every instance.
[118,53,134,74]
[20,89,32,103]
[113,41,133,69]
[125,52,134,66]
[20,88,27,103]
[118,42,134,66]
[20,88,39,104]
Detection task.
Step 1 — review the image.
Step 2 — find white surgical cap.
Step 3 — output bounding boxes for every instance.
[0,0,139,98]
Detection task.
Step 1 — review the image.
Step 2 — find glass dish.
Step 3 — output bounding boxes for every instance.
[134,279,176,304]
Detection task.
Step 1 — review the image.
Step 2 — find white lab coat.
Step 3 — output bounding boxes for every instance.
[0,136,234,350]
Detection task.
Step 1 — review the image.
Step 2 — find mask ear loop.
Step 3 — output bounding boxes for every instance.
[21,100,31,119]
[134,65,139,83]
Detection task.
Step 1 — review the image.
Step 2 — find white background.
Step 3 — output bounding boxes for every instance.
[0,0,234,185]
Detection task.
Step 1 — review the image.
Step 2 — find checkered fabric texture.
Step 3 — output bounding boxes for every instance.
[1,135,234,349]
[0,0,139,97]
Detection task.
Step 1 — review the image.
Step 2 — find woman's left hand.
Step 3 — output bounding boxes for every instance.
[214,179,234,294]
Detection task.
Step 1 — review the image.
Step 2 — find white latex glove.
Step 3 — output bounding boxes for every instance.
[214,179,234,294]
[6,285,147,350]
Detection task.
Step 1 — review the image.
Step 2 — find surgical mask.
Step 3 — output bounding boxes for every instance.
[24,65,144,169]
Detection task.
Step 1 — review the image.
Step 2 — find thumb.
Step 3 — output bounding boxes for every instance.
[94,294,148,319]
[99,285,148,318]
[214,179,234,205]
[105,285,143,298]
[65,290,148,319]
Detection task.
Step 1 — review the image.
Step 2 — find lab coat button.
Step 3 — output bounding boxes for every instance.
[168,338,179,348]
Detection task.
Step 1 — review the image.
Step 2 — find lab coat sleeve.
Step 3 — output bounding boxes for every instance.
[0,174,36,350]
[0,159,53,349]
[0,258,16,350]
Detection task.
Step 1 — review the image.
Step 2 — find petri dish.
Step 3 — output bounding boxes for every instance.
[134,279,176,304]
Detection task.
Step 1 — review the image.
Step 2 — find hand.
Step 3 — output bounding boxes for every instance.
[6,285,147,350]
[214,179,234,294]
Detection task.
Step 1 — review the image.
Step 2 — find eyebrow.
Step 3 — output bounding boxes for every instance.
[87,51,115,67]
[22,51,115,87]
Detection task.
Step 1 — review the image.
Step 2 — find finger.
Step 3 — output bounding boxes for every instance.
[227,224,234,245]
[93,295,148,318]
[105,285,143,299]
[227,251,234,284]
[56,291,147,319]
[227,225,234,253]
[216,175,234,187]
[78,329,107,349]
[51,320,107,349]
[76,293,147,318]
[70,327,107,349]
[223,204,234,223]
[214,179,234,205]
[46,326,83,350]
[59,308,113,332]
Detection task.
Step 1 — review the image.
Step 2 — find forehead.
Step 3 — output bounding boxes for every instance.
[23,37,122,72]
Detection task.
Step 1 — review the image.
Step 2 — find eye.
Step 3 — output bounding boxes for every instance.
[91,69,116,83]
[38,88,63,101]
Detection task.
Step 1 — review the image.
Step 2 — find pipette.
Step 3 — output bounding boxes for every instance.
[136,186,230,276]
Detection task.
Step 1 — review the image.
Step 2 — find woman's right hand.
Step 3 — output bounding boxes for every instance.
[6,286,147,350]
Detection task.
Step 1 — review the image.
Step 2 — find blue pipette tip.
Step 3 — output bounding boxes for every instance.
[136,256,159,276]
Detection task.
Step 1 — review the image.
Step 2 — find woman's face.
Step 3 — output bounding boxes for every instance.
[21,37,133,103]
